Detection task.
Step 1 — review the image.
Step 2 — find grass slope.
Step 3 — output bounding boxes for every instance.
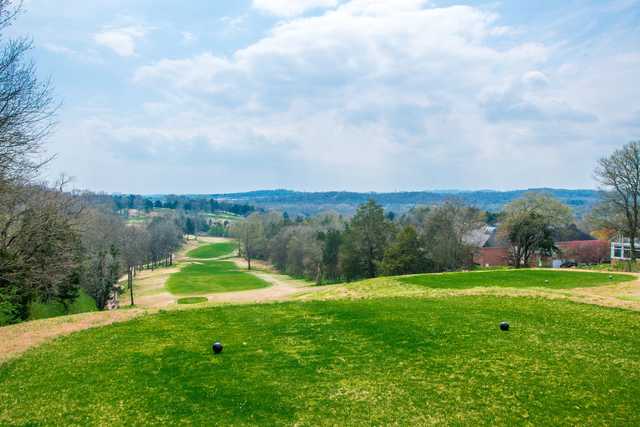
[187,242,237,259]
[166,260,269,295]
[177,297,208,305]
[1,297,639,425]
[398,269,633,289]
[28,290,97,321]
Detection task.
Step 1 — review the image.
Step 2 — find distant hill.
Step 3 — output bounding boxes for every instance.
[185,189,602,217]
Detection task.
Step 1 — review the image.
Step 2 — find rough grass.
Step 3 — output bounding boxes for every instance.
[28,290,97,321]
[177,297,208,305]
[398,269,633,289]
[1,296,639,425]
[166,260,269,295]
[186,242,237,259]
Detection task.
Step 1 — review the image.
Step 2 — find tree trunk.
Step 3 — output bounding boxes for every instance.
[367,244,375,278]
[128,266,134,306]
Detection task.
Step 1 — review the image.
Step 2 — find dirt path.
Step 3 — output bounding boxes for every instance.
[205,259,331,304]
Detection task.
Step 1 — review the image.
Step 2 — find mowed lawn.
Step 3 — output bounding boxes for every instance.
[186,242,237,259]
[166,260,269,295]
[28,289,97,321]
[1,296,639,425]
[398,269,634,289]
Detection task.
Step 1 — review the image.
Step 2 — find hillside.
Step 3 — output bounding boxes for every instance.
[191,188,601,216]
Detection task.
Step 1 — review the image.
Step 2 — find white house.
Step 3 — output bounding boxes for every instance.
[610,236,640,261]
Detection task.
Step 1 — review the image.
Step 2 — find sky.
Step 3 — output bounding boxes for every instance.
[10,0,640,194]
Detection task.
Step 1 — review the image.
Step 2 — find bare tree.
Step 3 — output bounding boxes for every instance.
[595,141,640,263]
[232,214,265,270]
[0,1,56,185]
[0,182,82,320]
[78,208,124,310]
[498,193,572,267]
[120,226,150,307]
[419,200,484,272]
[148,217,183,269]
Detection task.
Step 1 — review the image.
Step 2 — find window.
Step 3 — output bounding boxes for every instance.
[613,245,623,259]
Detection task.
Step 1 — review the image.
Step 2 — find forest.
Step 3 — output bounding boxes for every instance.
[111,194,256,216]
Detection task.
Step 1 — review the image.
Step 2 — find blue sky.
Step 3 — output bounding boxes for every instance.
[11,0,640,194]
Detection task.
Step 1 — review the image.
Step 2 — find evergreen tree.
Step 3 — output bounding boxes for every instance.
[381,225,427,276]
[340,200,393,279]
[320,229,342,281]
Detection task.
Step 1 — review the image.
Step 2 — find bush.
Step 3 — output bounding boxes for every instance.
[0,288,18,326]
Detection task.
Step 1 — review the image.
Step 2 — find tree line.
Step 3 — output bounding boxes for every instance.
[232,200,487,283]
[0,187,184,325]
[111,194,256,216]
[233,191,614,280]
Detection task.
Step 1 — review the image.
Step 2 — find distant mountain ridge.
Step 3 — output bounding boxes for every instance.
[184,188,602,217]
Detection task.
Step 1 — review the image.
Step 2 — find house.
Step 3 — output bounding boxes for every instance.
[554,240,610,266]
[463,226,495,248]
[610,236,640,263]
[474,246,509,267]
[471,225,609,267]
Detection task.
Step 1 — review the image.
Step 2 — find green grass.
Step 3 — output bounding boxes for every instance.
[166,260,269,295]
[206,212,241,220]
[1,296,639,425]
[28,290,97,321]
[187,242,237,259]
[398,269,633,289]
[580,262,640,272]
[177,297,208,305]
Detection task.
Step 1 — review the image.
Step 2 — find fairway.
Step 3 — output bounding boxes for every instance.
[177,297,208,305]
[166,260,269,295]
[1,296,639,425]
[398,269,633,289]
[186,242,237,259]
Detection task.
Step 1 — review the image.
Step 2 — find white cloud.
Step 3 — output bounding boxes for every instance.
[134,53,234,92]
[522,70,550,89]
[107,0,638,191]
[136,3,546,111]
[94,26,149,57]
[252,0,339,17]
[220,15,247,33]
[42,42,104,64]
[181,31,196,44]
[127,3,557,185]
[43,43,78,56]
